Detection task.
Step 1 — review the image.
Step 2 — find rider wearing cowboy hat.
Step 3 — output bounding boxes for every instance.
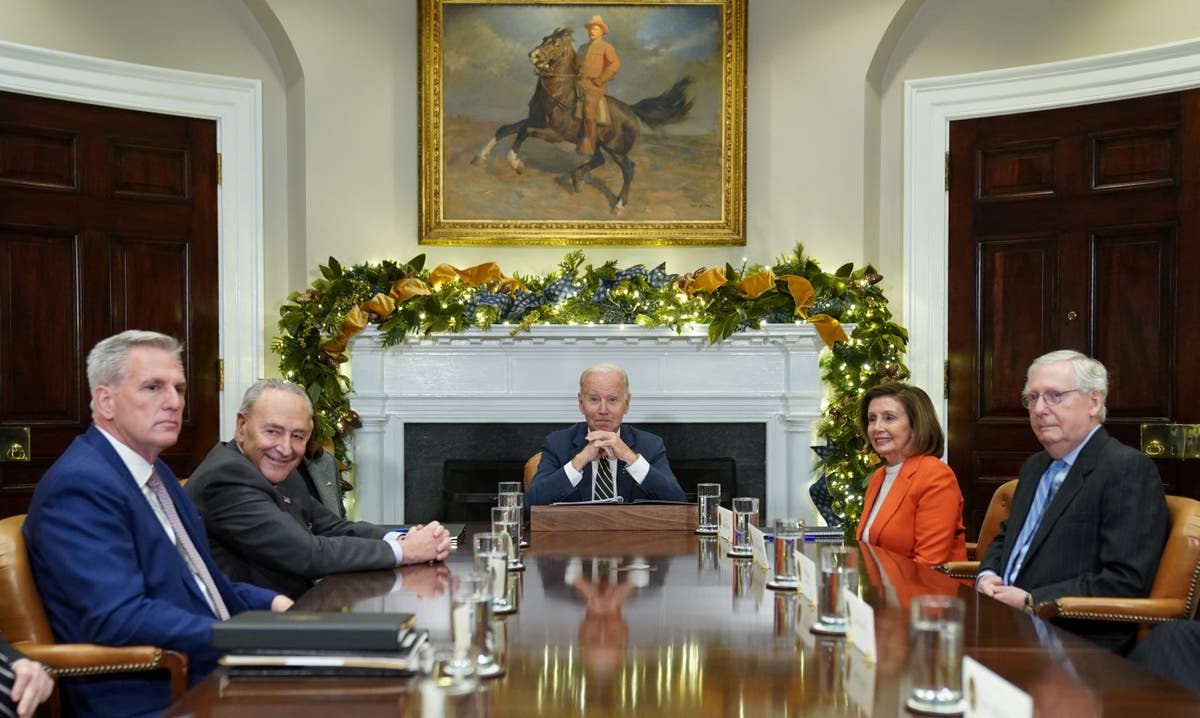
[576,14,621,156]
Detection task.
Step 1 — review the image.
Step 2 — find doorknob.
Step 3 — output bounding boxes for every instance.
[1066,311,1078,321]
[0,427,30,462]
[1141,424,1200,459]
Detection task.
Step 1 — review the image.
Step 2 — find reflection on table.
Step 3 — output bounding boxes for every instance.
[164,526,1200,717]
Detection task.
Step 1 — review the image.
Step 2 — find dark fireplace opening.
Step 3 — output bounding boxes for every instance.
[441,457,738,523]
[403,423,766,523]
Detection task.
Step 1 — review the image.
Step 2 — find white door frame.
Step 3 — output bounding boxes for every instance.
[904,39,1200,422]
[0,40,263,437]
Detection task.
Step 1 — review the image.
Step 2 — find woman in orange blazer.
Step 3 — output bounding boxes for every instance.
[855,383,967,566]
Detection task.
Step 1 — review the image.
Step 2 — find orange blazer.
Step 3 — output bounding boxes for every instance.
[855,454,967,566]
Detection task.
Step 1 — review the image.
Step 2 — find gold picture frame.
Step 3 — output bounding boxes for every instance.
[418,0,746,246]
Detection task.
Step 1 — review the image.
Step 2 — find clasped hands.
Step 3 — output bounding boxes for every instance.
[572,430,637,472]
[386,521,452,564]
[976,573,1031,610]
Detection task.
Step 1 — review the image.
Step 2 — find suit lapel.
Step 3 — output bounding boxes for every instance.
[1024,428,1108,560]
[857,466,884,541]
[1001,453,1052,565]
[866,457,919,539]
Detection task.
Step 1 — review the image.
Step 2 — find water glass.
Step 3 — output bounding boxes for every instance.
[768,517,805,590]
[906,595,965,715]
[695,482,721,535]
[491,506,523,571]
[473,532,514,615]
[812,545,858,635]
[729,497,759,557]
[446,574,487,693]
[497,490,527,548]
[497,481,521,496]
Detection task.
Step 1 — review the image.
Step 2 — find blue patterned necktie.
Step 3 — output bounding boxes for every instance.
[594,458,615,500]
[1004,460,1069,585]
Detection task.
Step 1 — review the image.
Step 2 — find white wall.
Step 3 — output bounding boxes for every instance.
[3,0,1200,374]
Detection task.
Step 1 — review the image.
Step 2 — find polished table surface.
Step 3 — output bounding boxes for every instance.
[165,526,1200,717]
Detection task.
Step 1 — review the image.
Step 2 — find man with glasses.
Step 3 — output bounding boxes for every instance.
[975,350,1168,653]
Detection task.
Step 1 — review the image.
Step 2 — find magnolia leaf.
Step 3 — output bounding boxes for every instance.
[319,263,336,280]
[407,253,426,273]
[305,381,323,406]
[834,262,854,278]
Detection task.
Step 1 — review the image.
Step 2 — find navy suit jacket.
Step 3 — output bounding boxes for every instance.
[979,426,1168,652]
[525,423,686,506]
[24,426,278,718]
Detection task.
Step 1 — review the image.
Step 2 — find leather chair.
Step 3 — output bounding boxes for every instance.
[937,479,1018,579]
[0,515,188,715]
[524,452,542,488]
[1034,495,1200,640]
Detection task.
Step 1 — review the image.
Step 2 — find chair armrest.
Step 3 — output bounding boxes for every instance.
[1034,597,1188,625]
[935,560,980,580]
[965,541,978,561]
[14,643,189,701]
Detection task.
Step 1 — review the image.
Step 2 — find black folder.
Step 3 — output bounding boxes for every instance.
[212,611,417,653]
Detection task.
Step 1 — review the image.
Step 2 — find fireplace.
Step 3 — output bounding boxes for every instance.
[347,324,827,524]
[421,422,758,523]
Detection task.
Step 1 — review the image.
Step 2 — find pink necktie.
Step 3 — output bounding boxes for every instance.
[147,471,230,619]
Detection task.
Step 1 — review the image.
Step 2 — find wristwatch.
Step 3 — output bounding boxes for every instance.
[1023,593,1034,613]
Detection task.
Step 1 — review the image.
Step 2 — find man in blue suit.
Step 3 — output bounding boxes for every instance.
[526,363,686,506]
[23,331,292,718]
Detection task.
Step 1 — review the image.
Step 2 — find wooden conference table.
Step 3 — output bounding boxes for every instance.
[164,524,1200,717]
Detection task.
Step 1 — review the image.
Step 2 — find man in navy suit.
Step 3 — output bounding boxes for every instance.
[23,331,292,718]
[526,363,686,506]
[975,350,1167,653]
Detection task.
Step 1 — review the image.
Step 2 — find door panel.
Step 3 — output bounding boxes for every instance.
[949,90,1200,537]
[0,91,218,517]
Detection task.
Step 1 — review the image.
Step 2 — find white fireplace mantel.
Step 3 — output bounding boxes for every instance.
[347,323,832,524]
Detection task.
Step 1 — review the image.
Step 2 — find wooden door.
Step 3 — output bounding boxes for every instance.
[0,90,219,517]
[948,90,1200,537]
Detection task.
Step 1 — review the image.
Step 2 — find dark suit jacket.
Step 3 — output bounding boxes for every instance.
[23,426,277,718]
[979,426,1168,652]
[525,423,686,506]
[186,441,394,599]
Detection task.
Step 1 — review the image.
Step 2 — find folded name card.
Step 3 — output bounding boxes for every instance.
[718,506,733,544]
[963,656,1032,718]
[749,524,769,569]
[844,588,876,662]
[795,550,818,605]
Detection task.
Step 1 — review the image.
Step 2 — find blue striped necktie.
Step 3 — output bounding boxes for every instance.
[594,458,615,500]
[1004,460,1069,584]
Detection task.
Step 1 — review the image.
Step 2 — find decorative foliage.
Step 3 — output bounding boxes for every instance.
[272,246,908,527]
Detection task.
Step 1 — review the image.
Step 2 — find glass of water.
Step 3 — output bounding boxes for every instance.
[446,573,488,693]
[811,544,858,635]
[728,497,759,557]
[768,517,805,590]
[491,505,523,571]
[907,595,966,715]
[695,482,720,535]
[473,532,514,615]
[498,490,527,548]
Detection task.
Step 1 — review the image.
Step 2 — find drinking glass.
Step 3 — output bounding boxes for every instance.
[728,497,759,557]
[491,505,523,571]
[811,545,858,635]
[497,481,521,496]
[473,532,514,615]
[497,490,527,548]
[768,517,805,590]
[445,574,487,693]
[695,483,721,535]
[906,595,966,715]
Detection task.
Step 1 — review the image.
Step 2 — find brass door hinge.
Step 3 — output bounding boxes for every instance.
[216,152,222,185]
[944,359,950,399]
[944,151,950,191]
[218,358,224,391]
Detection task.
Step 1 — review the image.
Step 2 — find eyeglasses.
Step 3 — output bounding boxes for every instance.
[1020,389,1079,409]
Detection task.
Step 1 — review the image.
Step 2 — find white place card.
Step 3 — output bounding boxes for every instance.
[749,524,769,568]
[795,549,817,605]
[718,506,733,544]
[843,587,876,662]
[963,656,1033,718]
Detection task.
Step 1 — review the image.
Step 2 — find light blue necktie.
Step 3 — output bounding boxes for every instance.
[594,459,615,500]
[1004,459,1069,585]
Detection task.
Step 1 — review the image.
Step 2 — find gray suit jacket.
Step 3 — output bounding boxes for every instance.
[299,450,346,518]
[186,441,394,598]
[979,427,1168,651]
